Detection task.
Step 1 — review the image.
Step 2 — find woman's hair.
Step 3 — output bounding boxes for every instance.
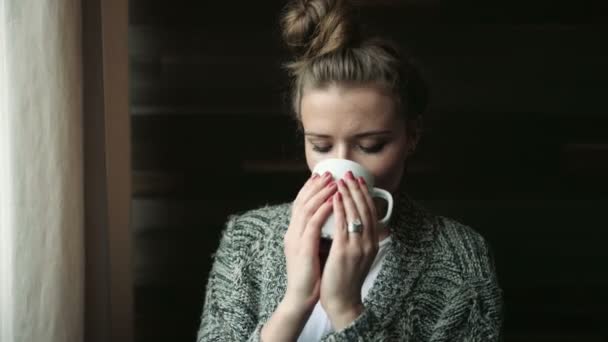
[280,0,428,128]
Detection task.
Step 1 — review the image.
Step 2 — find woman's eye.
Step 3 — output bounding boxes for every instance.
[359,143,386,153]
[312,145,331,153]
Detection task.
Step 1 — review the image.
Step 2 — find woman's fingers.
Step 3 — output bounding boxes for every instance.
[283,173,335,308]
[290,173,336,236]
[298,179,336,227]
[332,192,348,247]
[293,172,319,205]
[320,180,376,321]
[342,172,376,242]
[294,172,333,208]
[301,199,334,254]
[336,178,360,241]
[353,177,379,244]
[318,172,382,325]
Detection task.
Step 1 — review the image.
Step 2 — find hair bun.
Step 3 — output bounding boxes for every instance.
[281,0,358,60]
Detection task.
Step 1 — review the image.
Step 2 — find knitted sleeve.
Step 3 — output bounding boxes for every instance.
[319,269,502,342]
[319,307,392,341]
[429,234,504,342]
[427,277,503,342]
[321,219,503,342]
[196,214,265,342]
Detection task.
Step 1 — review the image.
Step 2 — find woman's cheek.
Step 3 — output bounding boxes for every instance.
[305,148,321,172]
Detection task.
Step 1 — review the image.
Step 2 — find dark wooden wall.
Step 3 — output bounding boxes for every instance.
[129,1,608,341]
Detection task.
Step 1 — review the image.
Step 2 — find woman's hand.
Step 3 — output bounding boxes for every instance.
[283,171,338,312]
[320,171,380,330]
[262,172,338,341]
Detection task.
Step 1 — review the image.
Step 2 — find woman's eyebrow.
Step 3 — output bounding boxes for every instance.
[304,130,391,138]
[353,130,392,138]
[304,132,330,138]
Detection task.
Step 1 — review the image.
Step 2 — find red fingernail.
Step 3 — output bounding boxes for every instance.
[311,173,319,179]
[346,171,355,180]
[325,181,336,188]
[338,179,346,187]
[358,177,366,186]
[323,171,332,178]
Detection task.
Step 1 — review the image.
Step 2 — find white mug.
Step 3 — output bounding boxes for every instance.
[312,158,394,239]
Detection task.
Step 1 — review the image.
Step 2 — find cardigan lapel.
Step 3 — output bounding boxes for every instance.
[361,188,438,327]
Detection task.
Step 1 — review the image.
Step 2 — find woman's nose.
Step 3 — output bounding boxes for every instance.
[333,146,359,163]
[333,145,351,160]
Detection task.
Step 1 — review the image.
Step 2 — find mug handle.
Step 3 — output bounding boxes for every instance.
[370,188,393,227]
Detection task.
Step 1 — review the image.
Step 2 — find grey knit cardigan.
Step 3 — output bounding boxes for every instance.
[197,192,503,341]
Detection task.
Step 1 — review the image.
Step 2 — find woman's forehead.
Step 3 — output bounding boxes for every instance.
[302,117,394,137]
[302,83,394,109]
[300,85,398,128]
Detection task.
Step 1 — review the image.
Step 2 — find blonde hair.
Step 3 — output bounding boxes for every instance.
[280,0,428,126]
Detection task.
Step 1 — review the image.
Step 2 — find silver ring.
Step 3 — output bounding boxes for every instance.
[347,218,363,234]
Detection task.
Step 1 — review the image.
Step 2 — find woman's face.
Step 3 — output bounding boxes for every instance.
[300,83,416,193]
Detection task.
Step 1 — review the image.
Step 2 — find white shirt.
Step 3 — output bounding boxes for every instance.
[297,236,393,342]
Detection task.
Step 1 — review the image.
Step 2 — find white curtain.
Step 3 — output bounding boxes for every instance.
[0,0,84,341]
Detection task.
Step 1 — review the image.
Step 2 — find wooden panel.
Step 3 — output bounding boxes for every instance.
[129,24,608,115]
[131,114,608,197]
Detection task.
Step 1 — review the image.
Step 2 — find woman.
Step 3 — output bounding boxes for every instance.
[197,0,503,340]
